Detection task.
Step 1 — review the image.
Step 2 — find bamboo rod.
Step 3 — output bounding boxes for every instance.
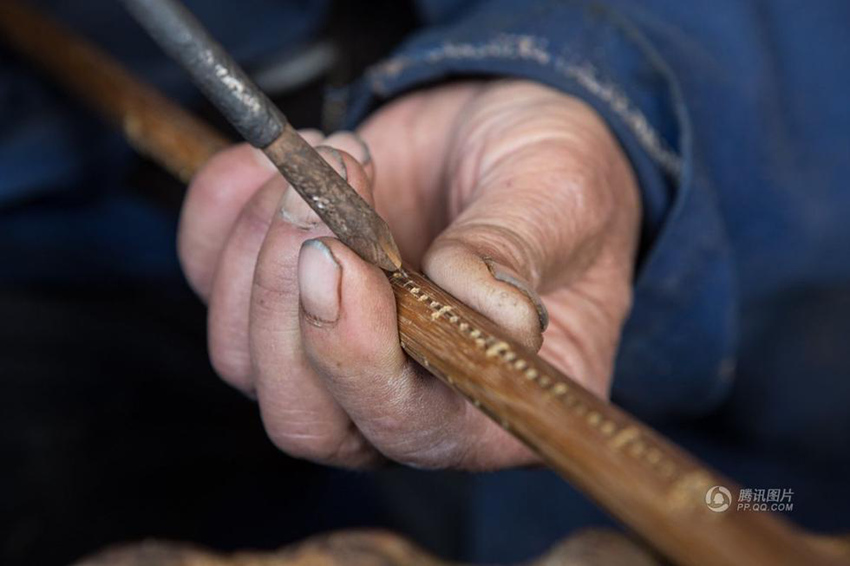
[1,3,844,565]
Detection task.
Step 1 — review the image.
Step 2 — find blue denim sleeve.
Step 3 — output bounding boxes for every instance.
[343,0,737,420]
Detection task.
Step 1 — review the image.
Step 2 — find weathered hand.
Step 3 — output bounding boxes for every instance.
[178,80,640,470]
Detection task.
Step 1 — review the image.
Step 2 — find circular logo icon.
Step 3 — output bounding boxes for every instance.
[705,485,732,513]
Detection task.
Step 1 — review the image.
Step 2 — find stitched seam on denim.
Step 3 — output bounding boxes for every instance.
[368,34,682,179]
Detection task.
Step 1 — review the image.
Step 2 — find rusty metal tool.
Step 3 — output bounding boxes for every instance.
[120,0,401,272]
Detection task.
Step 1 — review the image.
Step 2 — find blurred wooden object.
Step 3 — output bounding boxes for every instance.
[73,529,664,566]
[0,1,228,183]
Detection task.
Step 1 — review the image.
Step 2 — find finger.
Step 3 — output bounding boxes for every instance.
[355,83,485,263]
[298,237,536,469]
[179,144,277,300]
[323,130,374,182]
[207,174,288,393]
[203,142,352,395]
[423,107,634,352]
[538,277,629,398]
[250,145,381,466]
[179,130,325,300]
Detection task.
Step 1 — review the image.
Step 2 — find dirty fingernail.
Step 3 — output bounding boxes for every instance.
[323,131,372,165]
[279,186,321,229]
[279,146,346,230]
[485,259,549,331]
[299,239,341,325]
[316,146,347,180]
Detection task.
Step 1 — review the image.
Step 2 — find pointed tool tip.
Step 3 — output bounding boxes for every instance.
[378,238,403,272]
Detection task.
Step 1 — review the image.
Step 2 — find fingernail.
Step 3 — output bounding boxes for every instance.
[485,259,549,331]
[299,239,341,326]
[316,146,347,180]
[323,131,372,165]
[279,187,320,229]
[279,146,347,230]
[252,147,278,173]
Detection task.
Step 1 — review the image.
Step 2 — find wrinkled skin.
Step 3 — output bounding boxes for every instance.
[178,80,640,470]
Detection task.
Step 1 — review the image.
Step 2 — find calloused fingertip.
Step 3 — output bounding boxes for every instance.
[422,241,544,351]
[279,186,321,230]
[298,238,342,327]
[301,236,403,370]
[485,258,549,331]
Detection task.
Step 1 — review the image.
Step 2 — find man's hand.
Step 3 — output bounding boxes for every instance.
[178,80,641,470]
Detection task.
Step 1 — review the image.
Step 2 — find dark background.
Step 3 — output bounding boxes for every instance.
[0,2,479,565]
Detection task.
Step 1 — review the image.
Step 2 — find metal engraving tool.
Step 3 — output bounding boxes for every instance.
[120,0,402,272]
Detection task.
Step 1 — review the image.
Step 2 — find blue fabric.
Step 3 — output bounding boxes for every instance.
[347,0,739,419]
[341,0,850,556]
[343,0,850,433]
[346,0,850,421]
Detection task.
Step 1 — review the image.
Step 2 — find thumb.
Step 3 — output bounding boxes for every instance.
[422,136,620,352]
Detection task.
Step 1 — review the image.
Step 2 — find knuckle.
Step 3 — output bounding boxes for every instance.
[367,398,470,469]
[187,144,255,210]
[377,431,465,469]
[251,253,299,320]
[264,419,370,465]
[454,220,543,278]
[557,148,613,216]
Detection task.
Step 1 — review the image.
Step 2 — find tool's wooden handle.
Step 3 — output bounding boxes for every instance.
[390,268,832,566]
[2,3,844,565]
